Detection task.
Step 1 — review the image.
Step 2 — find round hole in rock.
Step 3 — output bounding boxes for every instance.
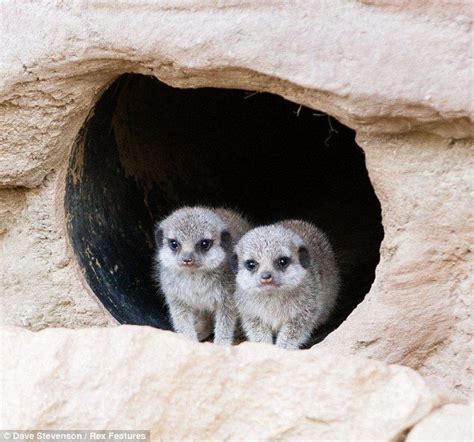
[65,74,383,344]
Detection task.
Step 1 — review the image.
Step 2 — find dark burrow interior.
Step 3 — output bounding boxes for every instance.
[65,73,384,345]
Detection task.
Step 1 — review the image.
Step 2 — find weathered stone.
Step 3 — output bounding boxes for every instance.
[321,133,474,400]
[0,174,114,329]
[0,326,439,441]
[0,187,27,235]
[1,0,472,187]
[407,403,473,441]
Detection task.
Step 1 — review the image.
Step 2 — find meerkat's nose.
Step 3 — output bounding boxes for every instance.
[181,254,195,266]
[260,272,273,284]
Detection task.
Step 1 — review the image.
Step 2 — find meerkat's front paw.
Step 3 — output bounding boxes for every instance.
[276,340,300,350]
[213,336,233,346]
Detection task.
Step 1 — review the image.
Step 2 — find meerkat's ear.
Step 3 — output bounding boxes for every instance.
[154,227,164,247]
[220,230,232,251]
[298,246,310,268]
[230,253,239,274]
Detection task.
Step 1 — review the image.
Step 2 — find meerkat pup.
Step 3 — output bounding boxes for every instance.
[154,206,250,345]
[231,220,340,350]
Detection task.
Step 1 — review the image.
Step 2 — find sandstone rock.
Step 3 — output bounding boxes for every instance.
[0,0,472,187]
[407,403,473,441]
[0,326,439,441]
[0,174,114,330]
[321,133,474,400]
[0,187,27,235]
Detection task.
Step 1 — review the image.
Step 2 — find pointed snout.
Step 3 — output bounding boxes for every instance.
[260,271,273,284]
[180,252,195,266]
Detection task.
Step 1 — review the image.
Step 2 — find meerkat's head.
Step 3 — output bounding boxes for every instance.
[155,207,232,272]
[231,225,311,293]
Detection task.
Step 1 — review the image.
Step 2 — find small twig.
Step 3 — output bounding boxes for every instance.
[243,91,260,100]
[327,115,338,134]
[324,116,339,147]
[294,105,302,117]
[312,112,339,146]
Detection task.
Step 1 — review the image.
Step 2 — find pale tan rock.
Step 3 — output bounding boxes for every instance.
[0,187,27,234]
[320,133,474,400]
[0,326,439,441]
[0,0,472,187]
[0,174,114,329]
[407,403,473,442]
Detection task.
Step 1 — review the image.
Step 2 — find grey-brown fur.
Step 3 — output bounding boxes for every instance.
[153,206,250,345]
[232,220,340,349]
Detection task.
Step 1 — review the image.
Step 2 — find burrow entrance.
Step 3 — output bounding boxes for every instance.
[65,74,383,344]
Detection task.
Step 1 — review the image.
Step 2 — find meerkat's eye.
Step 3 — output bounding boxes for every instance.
[277,256,291,269]
[244,260,258,271]
[198,239,213,251]
[168,239,179,250]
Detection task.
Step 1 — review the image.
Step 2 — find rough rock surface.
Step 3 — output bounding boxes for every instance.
[1,0,472,187]
[0,174,114,330]
[321,133,473,399]
[1,325,439,441]
[0,0,472,401]
[407,403,473,441]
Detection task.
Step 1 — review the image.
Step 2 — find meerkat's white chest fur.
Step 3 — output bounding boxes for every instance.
[236,279,319,332]
[160,269,227,312]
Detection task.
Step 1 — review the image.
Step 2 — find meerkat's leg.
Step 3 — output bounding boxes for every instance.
[213,298,236,345]
[167,300,198,341]
[241,315,273,344]
[275,318,314,350]
[195,311,213,342]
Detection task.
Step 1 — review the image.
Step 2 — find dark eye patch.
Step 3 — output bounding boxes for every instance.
[244,260,258,271]
[168,239,180,251]
[276,256,291,269]
[197,239,213,252]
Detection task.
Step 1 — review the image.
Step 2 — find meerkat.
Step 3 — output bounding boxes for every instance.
[154,206,251,345]
[231,220,340,350]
